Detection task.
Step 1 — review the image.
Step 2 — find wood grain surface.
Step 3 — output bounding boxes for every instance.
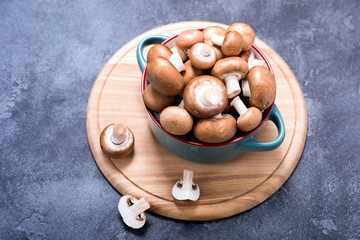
[86,21,307,221]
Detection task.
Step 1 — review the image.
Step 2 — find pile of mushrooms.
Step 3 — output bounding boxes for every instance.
[143,23,276,144]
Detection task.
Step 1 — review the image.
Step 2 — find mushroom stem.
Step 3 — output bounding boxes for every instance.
[211,34,225,46]
[224,75,241,98]
[129,197,150,216]
[200,44,212,57]
[242,79,251,97]
[200,88,220,106]
[169,51,185,72]
[212,113,223,119]
[111,123,127,145]
[171,46,186,62]
[178,100,185,108]
[247,51,266,70]
[182,169,194,190]
[230,96,248,116]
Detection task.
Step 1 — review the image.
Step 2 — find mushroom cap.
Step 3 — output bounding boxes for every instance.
[239,50,251,62]
[143,84,176,112]
[183,75,228,118]
[211,57,248,80]
[146,44,172,63]
[181,60,207,86]
[227,23,255,51]
[100,123,135,158]
[236,107,262,132]
[176,29,204,54]
[202,26,226,45]
[160,106,193,135]
[188,43,216,70]
[146,57,184,96]
[193,114,237,143]
[221,30,243,56]
[248,66,276,110]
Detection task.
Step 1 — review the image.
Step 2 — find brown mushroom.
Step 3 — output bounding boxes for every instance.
[239,50,251,62]
[100,123,135,158]
[143,84,176,112]
[211,30,243,56]
[188,43,217,69]
[146,57,185,96]
[193,113,237,143]
[202,26,226,61]
[183,75,228,118]
[230,96,262,132]
[211,57,248,98]
[227,23,255,51]
[181,60,207,87]
[147,44,172,63]
[176,29,204,56]
[243,66,276,110]
[160,105,193,135]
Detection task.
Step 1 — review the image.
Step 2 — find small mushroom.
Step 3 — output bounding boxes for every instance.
[227,23,255,51]
[176,29,204,56]
[172,169,200,201]
[188,43,217,69]
[183,75,228,118]
[193,113,237,143]
[211,30,243,56]
[160,105,193,135]
[118,195,150,229]
[202,26,226,61]
[146,44,172,63]
[146,57,185,96]
[143,83,176,112]
[211,57,248,98]
[242,66,276,110]
[230,96,262,132]
[100,123,135,158]
[181,60,207,87]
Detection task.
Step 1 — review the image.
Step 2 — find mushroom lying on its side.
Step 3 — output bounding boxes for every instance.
[118,195,150,229]
[211,57,248,98]
[176,29,204,56]
[227,23,256,51]
[230,96,262,132]
[241,66,276,111]
[172,169,200,201]
[100,123,135,158]
[211,30,243,56]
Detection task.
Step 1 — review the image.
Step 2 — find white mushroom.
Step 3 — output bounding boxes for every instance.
[118,195,150,229]
[172,169,200,201]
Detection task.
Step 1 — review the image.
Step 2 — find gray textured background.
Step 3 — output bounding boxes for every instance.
[1,0,359,239]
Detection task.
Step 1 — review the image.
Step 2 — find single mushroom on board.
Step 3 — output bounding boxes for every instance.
[100,123,135,158]
[172,169,200,201]
[193,113,237,143]
[230,96,262,132]
[188,43,217,70]
[146,57,185,96]
[211,30,243,56]
[160,104,193,135]
[183,75,228,118]
[118,195,150,229]
[211,57,249,98]
[227,23,256,51]
[176,29,204,56]
[241,66,276,110]
[143,83,176,112]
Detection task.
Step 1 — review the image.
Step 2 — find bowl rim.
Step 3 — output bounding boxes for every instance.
[141,28,275,147]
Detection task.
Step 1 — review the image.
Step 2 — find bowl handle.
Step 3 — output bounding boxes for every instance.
[239,104,285,151]
[136,35,170,73]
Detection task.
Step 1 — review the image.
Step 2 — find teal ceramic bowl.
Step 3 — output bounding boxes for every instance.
[136,32,285,164]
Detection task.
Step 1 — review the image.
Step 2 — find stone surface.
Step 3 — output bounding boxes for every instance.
[1,0,359,239]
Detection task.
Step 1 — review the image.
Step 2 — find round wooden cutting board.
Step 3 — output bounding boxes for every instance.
[86,21,307,221]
